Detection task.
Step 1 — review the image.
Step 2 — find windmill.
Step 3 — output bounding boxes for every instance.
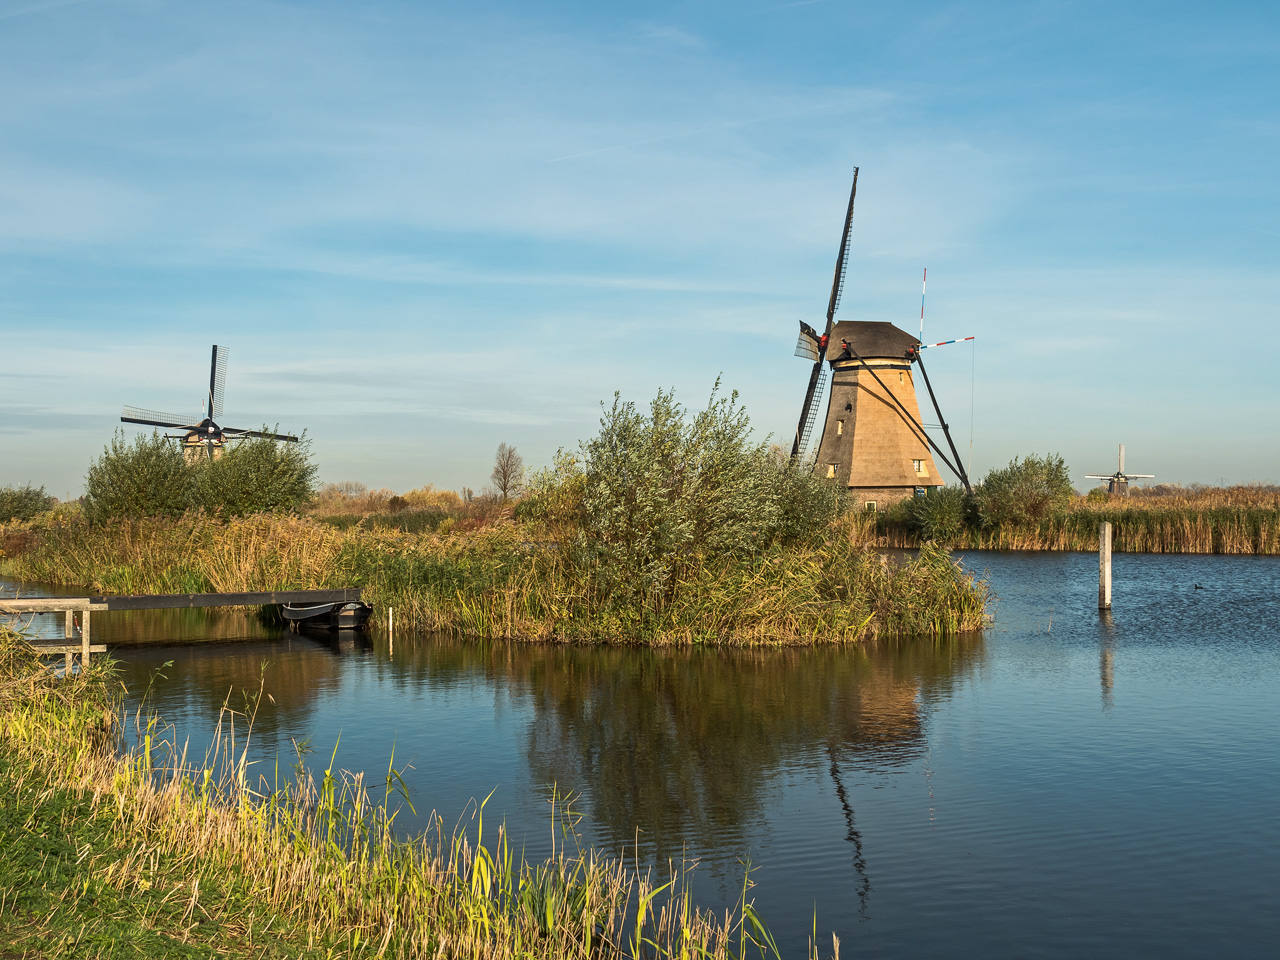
[121,345,298,460]
[1085,444,1153,496]
[791,171,972,508]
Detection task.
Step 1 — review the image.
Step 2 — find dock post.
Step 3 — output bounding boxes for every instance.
[1099,521,1112,610]
[64,609,74,673]
[81,609,91,670]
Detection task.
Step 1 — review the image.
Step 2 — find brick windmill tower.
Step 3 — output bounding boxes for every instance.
[791,169,971,508]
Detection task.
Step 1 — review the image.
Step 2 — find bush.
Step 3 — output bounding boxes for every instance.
[189,434,318,516]
[972,453,1072,527]
[522,381,846,607]
[887,486,972,543]
[83,430,317,522]
[84,431,192,521]
[0,484,55,522]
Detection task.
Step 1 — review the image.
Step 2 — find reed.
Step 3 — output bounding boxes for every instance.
[874,485,1280,554]
[0,628,796,959]
[0,510,987,643]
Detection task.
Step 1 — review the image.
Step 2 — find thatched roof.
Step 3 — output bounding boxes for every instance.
[828,321,919,362]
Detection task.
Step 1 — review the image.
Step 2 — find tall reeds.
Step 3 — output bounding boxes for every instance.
[0,511,987,643]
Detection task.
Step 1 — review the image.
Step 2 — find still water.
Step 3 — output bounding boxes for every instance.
[6,552,1278,957]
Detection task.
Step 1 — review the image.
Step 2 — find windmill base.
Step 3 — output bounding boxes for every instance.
[849,485,934,512]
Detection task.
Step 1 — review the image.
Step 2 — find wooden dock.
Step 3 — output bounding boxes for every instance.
[0,589,363,672]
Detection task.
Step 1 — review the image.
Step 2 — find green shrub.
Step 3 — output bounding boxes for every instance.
[84,431,192,522]
[972,453,1072,527]
[83,430,316,522]
[190,434,317,515]
[0,484,55,522]
[887,486,972,543]
[523,381,846,608]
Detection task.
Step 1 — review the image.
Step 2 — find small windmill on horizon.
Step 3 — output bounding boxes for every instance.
[121,345,299,461]
[1086,444,1153,496]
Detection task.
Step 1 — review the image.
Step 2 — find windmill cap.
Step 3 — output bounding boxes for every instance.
[828,321,920,361]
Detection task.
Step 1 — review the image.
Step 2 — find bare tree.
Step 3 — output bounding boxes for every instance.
[490,443,524,501]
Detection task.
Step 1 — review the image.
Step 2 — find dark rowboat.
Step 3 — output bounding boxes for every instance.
[282,601,373,631]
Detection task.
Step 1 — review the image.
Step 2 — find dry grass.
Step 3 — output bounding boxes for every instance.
[0,511,987,643]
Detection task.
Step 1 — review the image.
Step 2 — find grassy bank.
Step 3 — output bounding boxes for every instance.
[0,512,988,643]
[878,484,1280,554]
[0,629,791,959]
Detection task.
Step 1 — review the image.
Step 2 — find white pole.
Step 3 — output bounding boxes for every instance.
[389,606,394,656]
[1099,522,1112,610]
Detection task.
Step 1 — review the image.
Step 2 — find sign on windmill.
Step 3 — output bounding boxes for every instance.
[1085,444,1153,496]
[121,345,300,462]
[789,169,973,510]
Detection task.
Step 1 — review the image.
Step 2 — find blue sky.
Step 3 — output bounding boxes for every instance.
[2,0,1277,497]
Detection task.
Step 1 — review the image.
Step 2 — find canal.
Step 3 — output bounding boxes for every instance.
[5,550,1278,957]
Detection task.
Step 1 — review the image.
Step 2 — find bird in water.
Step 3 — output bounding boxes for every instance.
[1194,584,1204,590]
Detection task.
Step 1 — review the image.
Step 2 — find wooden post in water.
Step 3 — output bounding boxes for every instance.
[389,606,395,656]
[64,610,74,673]
[81,609,91,671]
[1099,521,1112,610]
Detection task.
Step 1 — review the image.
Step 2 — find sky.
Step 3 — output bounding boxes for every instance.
[2,0,1278,497]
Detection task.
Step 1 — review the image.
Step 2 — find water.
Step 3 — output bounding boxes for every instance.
[5,551,1278,957]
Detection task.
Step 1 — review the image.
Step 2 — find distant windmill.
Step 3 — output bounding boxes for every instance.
[791,169,972,508]
[121,345,298,460]
[1086,444,1153,496]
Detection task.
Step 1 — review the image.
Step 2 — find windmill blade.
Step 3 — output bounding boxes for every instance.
[209,345,229,420]
[823,167,860,334]
[121,406,201,430]
[1126,474,1156,479]
[1084,474,1113,480]
[791,167,859,461]
[222,427,300,442]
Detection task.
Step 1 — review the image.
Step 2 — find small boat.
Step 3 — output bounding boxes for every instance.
[282,600,373,631]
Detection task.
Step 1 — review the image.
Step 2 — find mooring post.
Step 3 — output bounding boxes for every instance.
[81,609,91,670]
[64,609,74,673]
[1099,521,1112,610]
[389,606,395,656]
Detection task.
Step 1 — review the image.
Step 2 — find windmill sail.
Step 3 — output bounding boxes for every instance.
[209,345,229,420]
[791,166,859,460]
[121,406,201,429]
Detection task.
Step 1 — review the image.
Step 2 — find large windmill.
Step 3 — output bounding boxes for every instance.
[1085,444,1153,496]
[121,345,298,460]
[791,169,971,508]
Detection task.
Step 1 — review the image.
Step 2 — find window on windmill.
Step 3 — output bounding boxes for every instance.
[912,459,924,473]
[826,463,837,479]
[865,501,877,512]
[899,372,904,384]
[836,420,844,436]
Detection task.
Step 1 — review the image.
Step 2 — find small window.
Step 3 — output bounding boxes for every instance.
[826,463,837,479]
[914,486,927,498]
[836,420,844,436]
[912,459,924,473]
[865,500,878,512]
[899,372,904,384]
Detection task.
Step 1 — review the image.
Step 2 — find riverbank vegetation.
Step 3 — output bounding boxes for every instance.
[0,385,988,644]
[0,629,791,958]
[883,456,1280,553]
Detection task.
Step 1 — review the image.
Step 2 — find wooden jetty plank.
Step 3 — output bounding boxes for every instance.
[29,644,107,655]
[86,588,362,611]
[0,599,109,613]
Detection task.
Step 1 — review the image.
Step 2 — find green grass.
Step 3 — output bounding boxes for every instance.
[0,750,345,959]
